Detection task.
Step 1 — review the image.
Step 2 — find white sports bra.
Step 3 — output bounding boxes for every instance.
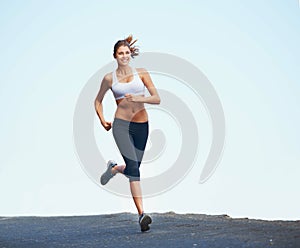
[111,68,145,100]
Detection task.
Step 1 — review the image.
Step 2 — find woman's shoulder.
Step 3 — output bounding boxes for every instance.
[135,67,149,78]
[136,67,151,80]
[136,67,148,73]
[103,72,113,82]
[100,72,113,88]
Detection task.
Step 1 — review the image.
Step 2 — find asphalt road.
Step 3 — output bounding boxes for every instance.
[0,212,299,248]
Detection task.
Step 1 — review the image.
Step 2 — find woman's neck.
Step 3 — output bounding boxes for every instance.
[116,65,132,75]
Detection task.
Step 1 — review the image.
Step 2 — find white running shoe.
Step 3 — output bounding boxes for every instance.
[100,160,117,185]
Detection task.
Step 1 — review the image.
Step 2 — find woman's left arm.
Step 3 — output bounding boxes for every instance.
[125,68,161,104]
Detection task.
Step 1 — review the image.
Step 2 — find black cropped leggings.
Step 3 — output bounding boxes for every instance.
[112,118,149,182]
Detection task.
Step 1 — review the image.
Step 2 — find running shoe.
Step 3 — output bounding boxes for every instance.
[100,160,117,185]
[139,213,152,232]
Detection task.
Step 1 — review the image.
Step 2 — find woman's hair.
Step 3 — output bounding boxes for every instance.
[113,34,139,58]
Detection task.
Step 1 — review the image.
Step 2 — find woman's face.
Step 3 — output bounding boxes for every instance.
[115,45,131,65]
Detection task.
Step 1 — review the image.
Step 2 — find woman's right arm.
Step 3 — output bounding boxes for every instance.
[94,74,112,131]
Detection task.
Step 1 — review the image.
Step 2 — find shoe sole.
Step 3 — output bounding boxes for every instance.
[140,215,152,232]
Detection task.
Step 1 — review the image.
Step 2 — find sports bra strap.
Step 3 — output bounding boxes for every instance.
[112,70,118,85]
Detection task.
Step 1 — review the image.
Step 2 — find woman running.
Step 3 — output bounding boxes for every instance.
[94,35,161,232]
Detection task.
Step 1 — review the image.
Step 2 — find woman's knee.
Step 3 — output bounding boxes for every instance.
[123,159,140,180]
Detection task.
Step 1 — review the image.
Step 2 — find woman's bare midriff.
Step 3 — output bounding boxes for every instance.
[115,97,148,122]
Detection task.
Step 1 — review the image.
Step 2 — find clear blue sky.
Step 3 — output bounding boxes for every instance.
[0,0,299,220]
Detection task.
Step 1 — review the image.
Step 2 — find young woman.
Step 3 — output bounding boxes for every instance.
[94,35,160,232]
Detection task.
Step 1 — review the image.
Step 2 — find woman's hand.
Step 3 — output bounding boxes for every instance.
[101,120,112,131]
[124,94,142,102]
